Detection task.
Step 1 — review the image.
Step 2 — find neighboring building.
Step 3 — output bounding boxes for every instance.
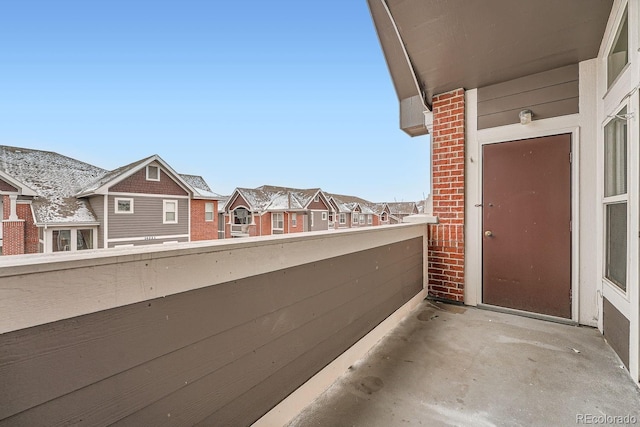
[368,0,640,382]
[224,185,331,238]
[326,193,380,229]
[386,202,420,224]
[0,146,220,254]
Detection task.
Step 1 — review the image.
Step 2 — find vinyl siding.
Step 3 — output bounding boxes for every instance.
[477,64,579,129]
[107,196,188,241]
[87,196,104,248]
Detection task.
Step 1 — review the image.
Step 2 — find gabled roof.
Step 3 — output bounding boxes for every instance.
[229,185,326,212]
[326,193,377,215]
[179,174,222,200]
[76,154,193,197]
[386,201,419,215]
[0,145,107,224]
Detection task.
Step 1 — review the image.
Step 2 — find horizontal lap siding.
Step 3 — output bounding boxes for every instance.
[477,64,578,129]
[108,196,188,240]
[0,237,423,426]
[88,196,104,248]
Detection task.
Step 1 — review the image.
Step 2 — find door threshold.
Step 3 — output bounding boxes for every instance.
[477,303,578,326]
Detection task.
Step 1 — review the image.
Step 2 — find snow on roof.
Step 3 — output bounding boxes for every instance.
[325,193,377,215]
[77,156,153,195]
[386,202,419,214]
[0,146,107,223]
[179,174,222,199]
[234,185,323,211]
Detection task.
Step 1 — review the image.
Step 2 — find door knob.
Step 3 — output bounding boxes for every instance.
[484,230,493,237]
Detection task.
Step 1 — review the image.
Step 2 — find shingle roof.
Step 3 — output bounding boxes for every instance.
[386,202,419,215]
[325,193,377,215]
[234,185,323,211]
[0,146,107,224]
[179,174,221,199]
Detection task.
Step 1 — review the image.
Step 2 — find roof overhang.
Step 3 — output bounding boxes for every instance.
[0,170,38,196]
[367,0,613,136]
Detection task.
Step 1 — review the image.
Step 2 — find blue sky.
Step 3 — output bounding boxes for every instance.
[0,0,430,202]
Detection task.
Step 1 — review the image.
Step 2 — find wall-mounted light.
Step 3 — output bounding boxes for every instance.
[519,109,533,125]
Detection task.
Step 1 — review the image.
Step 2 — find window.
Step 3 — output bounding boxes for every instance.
[314,195,319,202]
[205,202,214,222]
[77,229,93,250]
[328,212,334,222]
[272,212,284,230]
[603,108,628,291]
[339,213,346,224]
[381,212,388,222]
[146,165,160,181]
[321,212,327,221]
[359,214,365,224]
[607,6,628,88]
[234,208,251,224]
[352,213,358,224]
[164,200,178,224]
[53,230,71,252]
[367,215,372,225]
[115,198,133,214]
[292,213,297,227]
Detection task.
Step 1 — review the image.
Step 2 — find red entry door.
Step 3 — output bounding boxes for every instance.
[482,134,572,318]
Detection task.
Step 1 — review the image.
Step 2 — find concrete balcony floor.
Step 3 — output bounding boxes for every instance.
[288,300,640,427]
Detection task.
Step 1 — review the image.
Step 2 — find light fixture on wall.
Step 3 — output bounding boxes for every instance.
[519,109,533,125]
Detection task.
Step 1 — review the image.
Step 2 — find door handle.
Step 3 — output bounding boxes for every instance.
[484,230,493,237]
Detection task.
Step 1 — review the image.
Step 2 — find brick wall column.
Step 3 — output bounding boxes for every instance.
[3,220,25,255]
[428,88,465,302]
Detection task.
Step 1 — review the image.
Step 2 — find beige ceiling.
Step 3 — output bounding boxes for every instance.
[368,0,613,107]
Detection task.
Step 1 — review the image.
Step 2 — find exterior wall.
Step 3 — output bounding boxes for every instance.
[190,200,218,241]
[109,167,188,196]
[287,212,305,234]
[3,202,38,255]
[307,197,329,211]
[20,203,38,254]
[477,64,579,129]
[0,179,18,192]
[107,196,189,245]
[88,196,105,249]
[604,297,630,369]
[2,220,24,255]
[261,213,272,236]
[428,88,465,302]
[309,210,329,231]
[0,224,426,426]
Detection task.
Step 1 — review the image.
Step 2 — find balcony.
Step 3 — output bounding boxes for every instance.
[1,218,639,426]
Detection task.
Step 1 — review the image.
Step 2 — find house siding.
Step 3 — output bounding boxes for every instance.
[0,179,17,192]
[309,211,329,231]
[107,196,188,243]
[109,167,188,196]
[477,64,579,129]
[0,237,423,426]
[88,196,105,249]
[428,88,465,303]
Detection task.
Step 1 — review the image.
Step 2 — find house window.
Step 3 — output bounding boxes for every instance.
[359,214,365,224]
[339,213,346,224]
[603,108,628,291]
[164,200,178,224]
[607,6,628,88]
[367,215,372,224]
[314,195,319,202]
[205,202,214,222]
[292,213,297,227]
[52,230,71,252]
[321,212,327,221]
[273,212,284,230]
[233,208,251,224]
[115,198,134,214]
[146,165,160,181]
[77,229,93,250]
[328,212,334,222]
[381,212,388,222]
[352,213,358,224]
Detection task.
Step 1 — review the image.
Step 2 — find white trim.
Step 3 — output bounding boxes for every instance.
[109,192,189,199]
[114,197,134,214]
[107,234,190,243]
[163,200,178,224]
[205,202,215,222]
[103,194,108,249]
[272,212,284,232]
[467,103,581,323]
[146,165,160,182]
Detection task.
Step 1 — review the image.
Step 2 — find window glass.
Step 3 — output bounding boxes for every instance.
[607,7,628,88]
[606,203,627,291]
[77,229,93,250]
[205,202,214,221]
[53,230,71,252]
[339,213,346,224]
[116,198,133,213]
[272,212,284,229]
[292,213,297,226]
[164,201,177,223]
[604,107,627,197]
[147,165,160,181]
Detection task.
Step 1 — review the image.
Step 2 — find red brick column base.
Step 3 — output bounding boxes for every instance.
[3,220,26,255]
[428,88,465,302]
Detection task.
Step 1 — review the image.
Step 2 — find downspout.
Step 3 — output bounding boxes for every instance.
[380,0,431,112]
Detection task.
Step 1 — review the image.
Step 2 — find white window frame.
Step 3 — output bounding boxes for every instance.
[163,200,178,224]
[359,214,365,224]
[367,214,372,225]
[47,227,96,253]
[352,213,358,224]
[311,212,314,227]
[115,197,134,214]
[146,165,160,181]
[205,202,214,222]
[321,211,327,221]
[272,212,284,231]
[292,212,297,227]
[339,213,346,224]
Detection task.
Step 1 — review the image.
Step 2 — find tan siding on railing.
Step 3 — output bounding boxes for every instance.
[107,196,188,241]
[0,237,423,426]
[477,64,579,129]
